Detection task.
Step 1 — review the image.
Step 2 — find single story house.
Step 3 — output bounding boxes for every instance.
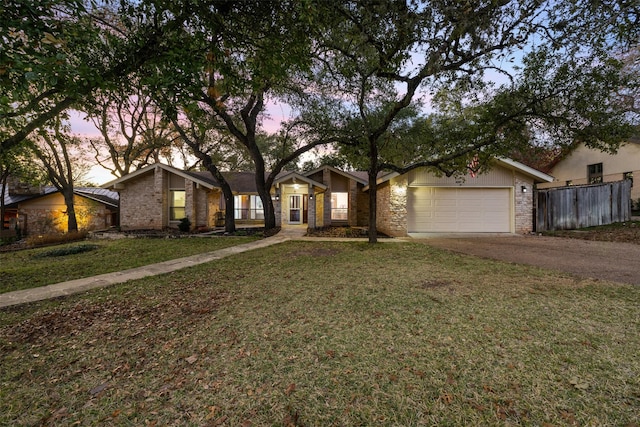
[103,159,552,236]
[537,138,640,201]
[2,184,119,236]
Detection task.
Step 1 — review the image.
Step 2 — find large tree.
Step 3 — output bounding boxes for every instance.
[86,88,183,178]
[29,118,91,233]
[310,0,638,242]
[149,1,333,230]
[0,0,196,152]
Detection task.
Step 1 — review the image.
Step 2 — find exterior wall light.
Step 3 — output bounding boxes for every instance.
[521,186,527,193]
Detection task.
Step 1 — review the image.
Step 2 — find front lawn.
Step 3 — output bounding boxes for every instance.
[0,236,257,294]
[1,241,638,425]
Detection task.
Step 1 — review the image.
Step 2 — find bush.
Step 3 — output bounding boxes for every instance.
[178,217,191,232]
[32,243,99,258]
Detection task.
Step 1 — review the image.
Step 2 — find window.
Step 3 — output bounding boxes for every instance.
[624,172,633,187]
[331,192,348,220]
[169,190,186,220]
[234,195,264,220]
[588,163,603,184]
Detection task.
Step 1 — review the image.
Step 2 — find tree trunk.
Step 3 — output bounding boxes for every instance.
[367,137,379,243]
[258,183,276,230]
[62,189,79,233]
[222,186,236,234]
[367,169,378,244]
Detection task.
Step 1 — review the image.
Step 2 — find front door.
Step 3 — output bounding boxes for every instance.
[289,194,302,224]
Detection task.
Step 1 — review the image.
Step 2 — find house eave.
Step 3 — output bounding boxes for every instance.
[101,163,218,190]
[303,165,368,186]
[273,171,327,190]
[494,157,554,183]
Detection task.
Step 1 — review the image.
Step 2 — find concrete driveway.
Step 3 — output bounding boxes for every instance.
[416,234,640,286]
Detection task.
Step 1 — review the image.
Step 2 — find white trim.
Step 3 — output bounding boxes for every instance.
[303,165,368,185]
[494,157,554,182]
[101,163,218,190]
[273,171,327,190]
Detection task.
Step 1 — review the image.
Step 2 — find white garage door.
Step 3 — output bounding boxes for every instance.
[408,187,511,233]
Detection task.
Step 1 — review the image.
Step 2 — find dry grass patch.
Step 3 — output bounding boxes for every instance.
[1,242,639,425]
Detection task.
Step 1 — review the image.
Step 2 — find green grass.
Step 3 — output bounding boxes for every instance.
[0,236,256,293]
[1,241,639,425]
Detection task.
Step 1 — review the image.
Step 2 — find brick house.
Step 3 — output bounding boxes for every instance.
[2,185,119,236]
[103,159,551,234]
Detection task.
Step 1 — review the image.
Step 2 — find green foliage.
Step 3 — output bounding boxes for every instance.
[32,243,99,258]
[178,217,191,232]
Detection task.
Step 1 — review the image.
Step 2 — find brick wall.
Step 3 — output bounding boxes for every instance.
[119,169,164,230]
[19,194,111,235]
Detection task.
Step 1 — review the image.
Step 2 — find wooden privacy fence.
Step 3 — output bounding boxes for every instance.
[536,180,631,231]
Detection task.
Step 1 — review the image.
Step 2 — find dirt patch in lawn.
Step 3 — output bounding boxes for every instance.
[422,234,640,286]
[542,221,640,244]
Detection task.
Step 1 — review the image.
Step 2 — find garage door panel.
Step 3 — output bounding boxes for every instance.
[408,187,511,233]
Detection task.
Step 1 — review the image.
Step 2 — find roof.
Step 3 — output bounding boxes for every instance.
[494,157,554,182]
[102,163,220,191]
[303,165,369,185]
[363,157,553,191]
[103,163,331,194]
[273,171,328,190]
[2,185,119,209]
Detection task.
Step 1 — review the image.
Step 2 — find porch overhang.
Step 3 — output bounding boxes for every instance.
[273,172,327,191]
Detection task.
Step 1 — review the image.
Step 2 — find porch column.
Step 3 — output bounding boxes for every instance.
[307,185,316,229]
[323,168,332,226]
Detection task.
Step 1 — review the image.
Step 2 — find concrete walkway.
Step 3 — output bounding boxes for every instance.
[1,227,309,308]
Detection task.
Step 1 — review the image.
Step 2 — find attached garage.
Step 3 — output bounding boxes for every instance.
[372,158,554,237]
[407,187,511,233]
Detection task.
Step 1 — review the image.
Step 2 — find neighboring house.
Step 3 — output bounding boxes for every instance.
[103,160,552,236]
[1,185,119,236]
[537,139,640,201]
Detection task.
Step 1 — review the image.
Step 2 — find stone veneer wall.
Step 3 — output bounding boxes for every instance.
[118,168,164,230]
[375,177,409,237]
[388,176,408,236]
[515,174,534,234]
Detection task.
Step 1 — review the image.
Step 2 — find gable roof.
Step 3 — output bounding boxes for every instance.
[103,163,334,194]
[363,157,553,191]
[2,185,119,209]
[273,171,328,190]
[102,163,220,191]
[303,165,369,185]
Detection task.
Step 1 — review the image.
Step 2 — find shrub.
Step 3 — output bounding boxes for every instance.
[32,243,99,258]
[178,217,192,232]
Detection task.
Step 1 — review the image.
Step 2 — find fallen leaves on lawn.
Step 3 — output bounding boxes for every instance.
[285,383,296,396]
